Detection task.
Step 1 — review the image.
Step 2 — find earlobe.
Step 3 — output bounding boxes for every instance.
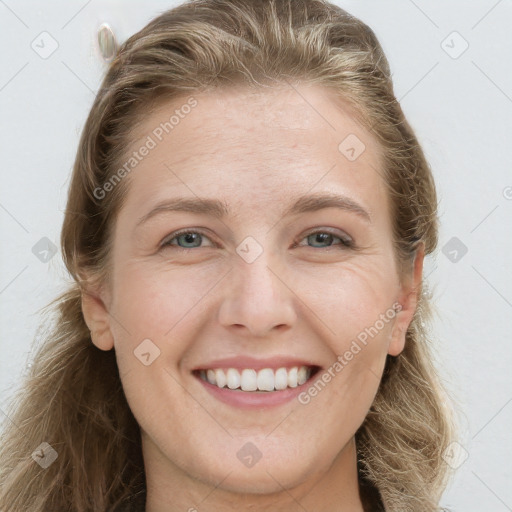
[81,289,115,351]
[388,244,425,357]
[388,312,408,357]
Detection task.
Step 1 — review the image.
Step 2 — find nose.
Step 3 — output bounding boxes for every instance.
[217,251,297,337]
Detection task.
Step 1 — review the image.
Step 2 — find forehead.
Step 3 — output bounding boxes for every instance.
[120,84,388,222]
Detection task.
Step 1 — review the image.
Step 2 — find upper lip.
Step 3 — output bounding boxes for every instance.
[192,356,321,372]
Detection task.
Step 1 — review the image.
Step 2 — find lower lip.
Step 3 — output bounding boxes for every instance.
[194,371,317,409]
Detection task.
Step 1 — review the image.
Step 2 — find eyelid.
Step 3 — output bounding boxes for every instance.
[301,226,352,242]
[160,227,216,248]
[295,227,354,248]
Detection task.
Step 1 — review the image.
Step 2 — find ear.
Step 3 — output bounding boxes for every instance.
[388,243,425,356]
[81,280,115,351]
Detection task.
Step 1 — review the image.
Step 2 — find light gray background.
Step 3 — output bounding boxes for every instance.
[1,1,511,510]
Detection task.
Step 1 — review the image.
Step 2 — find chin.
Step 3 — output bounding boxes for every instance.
[212,470,302,495]
[195,453,313,495]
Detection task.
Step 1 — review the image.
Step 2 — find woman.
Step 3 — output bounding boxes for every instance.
[0,0,457,510]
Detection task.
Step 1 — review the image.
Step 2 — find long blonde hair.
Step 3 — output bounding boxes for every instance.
[0,1,457,510]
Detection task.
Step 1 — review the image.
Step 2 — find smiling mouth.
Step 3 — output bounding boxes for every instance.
[192,365,321,392]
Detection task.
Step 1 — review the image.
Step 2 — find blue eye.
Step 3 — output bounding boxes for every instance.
[299,230,353,249]
[160,229,354,250]
[161,230,214,249]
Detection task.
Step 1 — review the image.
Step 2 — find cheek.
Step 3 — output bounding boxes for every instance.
[292,257,400,343]
[109,260,221,368]
[290,257,399,410]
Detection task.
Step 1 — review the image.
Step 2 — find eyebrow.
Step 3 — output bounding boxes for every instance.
[136,192,372,227]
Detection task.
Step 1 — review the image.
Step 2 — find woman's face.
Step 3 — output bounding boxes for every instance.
[84,84,421,499]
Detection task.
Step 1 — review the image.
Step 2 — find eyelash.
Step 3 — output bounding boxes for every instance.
[160,228,354,251]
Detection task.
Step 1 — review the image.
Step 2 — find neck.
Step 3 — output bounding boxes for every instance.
[143,435,365,512]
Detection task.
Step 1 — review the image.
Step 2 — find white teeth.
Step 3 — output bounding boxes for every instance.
[274,367,288,390]
[240,369,257,391]
[198,365,313,392]
[297,366,308,385]
[287,367,298,388]
[226,368,240,390]
[206,369,216,385]
[215,368,226,388]
[257,368,274,391]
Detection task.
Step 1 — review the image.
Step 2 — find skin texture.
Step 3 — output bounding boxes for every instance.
[82,84,424,512]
